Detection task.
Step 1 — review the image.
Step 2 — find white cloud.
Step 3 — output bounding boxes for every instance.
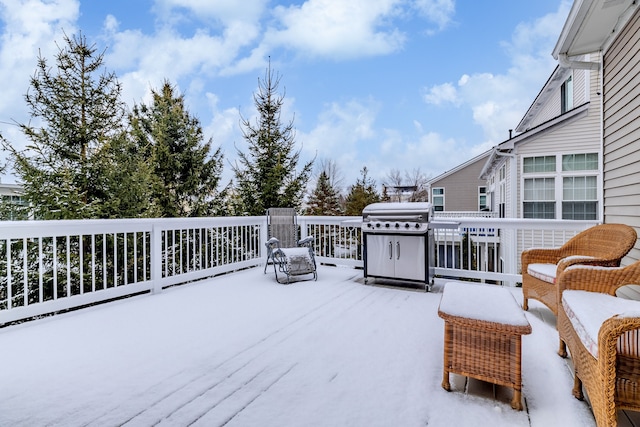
[421,0,571,145]
[295,98,379,186]
[422,82,458,106]
[413,0,455,32]
[152,0,267,27]
[266,0,406,59]
[297,97,483,187]
[367,130,472,184]
[0,0,79,162]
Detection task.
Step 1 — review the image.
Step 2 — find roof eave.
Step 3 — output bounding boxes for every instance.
[553,0,637,59]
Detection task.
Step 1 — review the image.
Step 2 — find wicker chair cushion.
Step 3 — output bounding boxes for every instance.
[562,290,640,358]
[527,263,557,284]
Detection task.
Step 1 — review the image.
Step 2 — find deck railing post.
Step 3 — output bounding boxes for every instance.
[260,216,269,261]
[151,221,163,294]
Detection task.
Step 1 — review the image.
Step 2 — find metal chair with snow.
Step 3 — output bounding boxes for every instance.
[263,207,317,284]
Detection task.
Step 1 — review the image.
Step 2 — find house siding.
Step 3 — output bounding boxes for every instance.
[533,93,561,127]
[524,67,591,129]
[429,154,489,212]
[603,6,640,298]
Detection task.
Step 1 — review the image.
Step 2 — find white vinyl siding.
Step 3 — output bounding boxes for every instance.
[524,67,590,129]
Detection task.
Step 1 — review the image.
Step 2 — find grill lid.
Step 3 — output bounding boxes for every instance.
[362,202,433,234]
[362,202,432,221]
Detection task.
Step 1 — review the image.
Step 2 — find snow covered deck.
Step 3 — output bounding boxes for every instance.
[0,265,637,426]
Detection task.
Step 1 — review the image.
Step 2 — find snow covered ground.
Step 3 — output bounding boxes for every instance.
[0,266,599,426]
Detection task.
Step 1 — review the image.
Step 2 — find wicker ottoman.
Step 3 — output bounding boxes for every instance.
[438,282,532,410]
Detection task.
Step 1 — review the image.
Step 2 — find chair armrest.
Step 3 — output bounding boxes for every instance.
[298,236,314,247]
[558,261,640,295]
[598,314,640,384]
[556,255,603,275]
[265,237,281,250]
[521,247,564,268]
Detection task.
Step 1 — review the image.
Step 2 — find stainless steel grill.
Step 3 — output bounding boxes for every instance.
[362,202,435,290]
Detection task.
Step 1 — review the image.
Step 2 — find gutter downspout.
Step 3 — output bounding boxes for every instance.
[495,149,518,218]
[494,149,518,285]
[558,52,605,222]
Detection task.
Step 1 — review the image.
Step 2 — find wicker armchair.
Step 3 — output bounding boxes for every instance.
[521,223,636,316]
[557,260,640,426]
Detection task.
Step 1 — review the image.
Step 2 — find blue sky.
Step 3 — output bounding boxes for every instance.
[0,0,571,192]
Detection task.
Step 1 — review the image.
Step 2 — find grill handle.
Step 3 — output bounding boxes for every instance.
[396,241,400,260]
[366,215,424,222]
[388,241,393,259]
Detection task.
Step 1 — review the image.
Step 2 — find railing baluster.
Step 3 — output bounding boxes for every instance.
[7,238,12,309]
[66,235,71,297]
[38,238,43,303]
[22,238,27,307]
[80,234,84,294]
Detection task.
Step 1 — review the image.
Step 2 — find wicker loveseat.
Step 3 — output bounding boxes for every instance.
[522,223,636,317]
[558,260,640,427]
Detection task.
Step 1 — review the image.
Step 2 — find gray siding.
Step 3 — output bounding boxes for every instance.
[430,156,488,212]
[603,7,640,298]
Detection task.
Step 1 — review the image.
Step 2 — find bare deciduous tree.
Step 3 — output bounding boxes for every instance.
[382,167,431,202]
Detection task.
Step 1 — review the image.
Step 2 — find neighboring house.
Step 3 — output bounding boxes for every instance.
[552,0,640,297]
[0,182,26,220]
[427,150,492,216]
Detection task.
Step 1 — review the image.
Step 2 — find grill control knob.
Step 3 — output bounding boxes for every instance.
[375,223,381,228]
[395,222,400,228]
[385,223,390,228]
[415,223,421,229]
[405,223,410,229]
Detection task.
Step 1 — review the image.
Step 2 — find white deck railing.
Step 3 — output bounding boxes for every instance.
[0,215,598,325]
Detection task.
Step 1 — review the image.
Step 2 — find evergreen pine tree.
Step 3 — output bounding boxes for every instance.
[306,171,342,215]
[345,167,381,215]
[0,33,151,219]
[232,63,313,216]
[130,81,227,217]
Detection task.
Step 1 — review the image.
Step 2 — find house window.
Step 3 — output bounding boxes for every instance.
[523,177,555,219]
[523,156,556,173]
[561,75,573,114]
[562,176,597,219]
[432,187,444,212]
[478,186,488,211]
[562,153,598,171]
[562,153,598,220]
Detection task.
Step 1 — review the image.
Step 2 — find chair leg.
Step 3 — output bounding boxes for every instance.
[264,246,272,274]
[572,373,584,400]
[523,297,529,311]
[558,339,567,358]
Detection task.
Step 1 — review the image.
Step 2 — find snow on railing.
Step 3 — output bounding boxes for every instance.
[0,215,600,325]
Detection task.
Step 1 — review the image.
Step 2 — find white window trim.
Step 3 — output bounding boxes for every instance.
[520,152,600,220]
[432,187,445,211]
